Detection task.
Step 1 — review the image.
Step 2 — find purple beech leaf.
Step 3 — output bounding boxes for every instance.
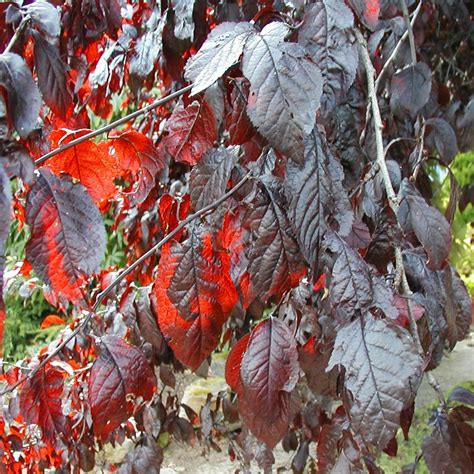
[242,22,323,162]
[325,234,374,322]
[25,169,106,306]
[185,22,254,95]
[425,117,458,165]
[299,1,358,111]
[239,317,299,448]
[24,0,61,38]
[129,9,164,79]
[390,62,432,117]
[172,0,196,41]
[399,180,451,270]
[0,53,42,137]
[189,147,238,210]
[285,128,353,270]
[328,314,423,449]
[245,177,305,302]
[32,31,73,120]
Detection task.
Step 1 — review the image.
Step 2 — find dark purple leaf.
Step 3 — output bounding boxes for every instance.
[399,180,451,270]
[129,9,164,79]
[0,141,35,183]
[423,411,473,474]
[245,178,306,301]
[325,234,374,322]
[390,62,432,117]
[118,437,163,474]
[32,31,73,119]
[0,52,41,137]
[88,335,157,440]
[242,22,322,162]
[328,314,423,449]
[189,147,238,210]
[299,1,358,111]
[239,317,299,448]
[24,0,60,37]
[448,387,474,407]
[425,118,458,165]
[285,128,353,270]
[185,22,254,94]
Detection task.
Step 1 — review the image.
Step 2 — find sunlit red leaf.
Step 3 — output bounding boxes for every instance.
[153,225,238,371]
[225,333,251,392]
[25,168,106,306]
[88,335,157,441]
[44,129,117,206]
[159,100,217,165]
[40,314,65,329]
[103,130,165,205]
[19,366,69,445]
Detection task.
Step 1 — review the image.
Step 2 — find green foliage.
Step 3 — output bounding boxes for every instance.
[430,151,474,294]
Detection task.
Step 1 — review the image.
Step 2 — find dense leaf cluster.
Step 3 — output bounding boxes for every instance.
[0,0,472,472]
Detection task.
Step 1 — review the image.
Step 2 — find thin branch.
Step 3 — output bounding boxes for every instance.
[400,0,417,65]
[375,1,423,92]
[356,28,446,404]
[0,171,252,396]
[3,17,30,54]
[34,84,193,166]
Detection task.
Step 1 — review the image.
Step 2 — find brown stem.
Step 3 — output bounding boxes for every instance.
[3,16,30,54]
[34,84,193,166]
[400,0,417,65]
[356,28,446,404]
[0,171,252,396]
[374,1,423,92]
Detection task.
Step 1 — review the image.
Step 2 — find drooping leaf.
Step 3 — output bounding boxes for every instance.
[32,31,73,120]
[40,314,65,329]
[245,178,306,302]
[424,117,458,165]
[189,147,237,210]
[118,438,164,473]
[25,168,106,306]
[238,317,299,448]
[398,179,451,270]
[298,1,358,111]
[129,9,164,79]
[325,234,374,322]
[159,100,217,165]
[88,335,156,440]
[225,78,255,145]
[225,333,251,393]
[104,131,165,205]
[0,164,11,354]
[19,366,69,445]
[0,53,41,137]
[185,22,254,95]
[328,314,423,449]
[242,22,323,162]
[284,129,352,270]
[44,129,117,206]
[153,225,238,371]
[390,63,432,117]
[423,411,474,474]
[24,0,61,37]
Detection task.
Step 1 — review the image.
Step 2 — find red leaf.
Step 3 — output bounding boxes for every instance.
[362,0,380,28]
[40,314,65,329]
[44,129,117,206]
[88,335,157,441]
[159,100,217,165]
[236,318,299,448]
[153,226,238,371]
[225,79,254,145]
[19,366,69,445]
[103,131,165,205]
[25,169,106,306]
